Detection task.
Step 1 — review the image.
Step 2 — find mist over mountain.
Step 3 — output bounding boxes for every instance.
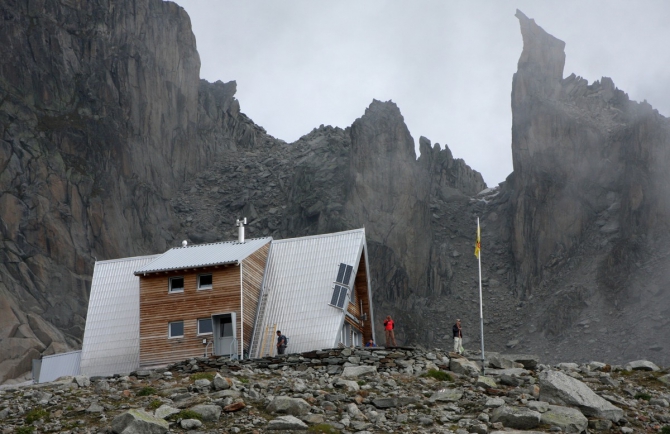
[0,0,667,383]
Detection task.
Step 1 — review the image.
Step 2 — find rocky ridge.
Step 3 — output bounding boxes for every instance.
[2,0,670,385]
[1,348,669,433]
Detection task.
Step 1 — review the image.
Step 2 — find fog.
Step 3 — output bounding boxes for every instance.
[174,1,670,186]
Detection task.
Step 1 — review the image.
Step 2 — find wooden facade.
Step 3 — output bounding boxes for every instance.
[241,244,269,353]
[138,244,270,367]
[347,251,373,342]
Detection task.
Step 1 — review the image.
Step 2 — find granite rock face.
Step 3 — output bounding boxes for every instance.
[2,1,670,384]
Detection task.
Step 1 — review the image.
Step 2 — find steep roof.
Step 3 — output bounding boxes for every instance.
[80,255,159,377]
[134,237,272,275]
[251,228,371,356]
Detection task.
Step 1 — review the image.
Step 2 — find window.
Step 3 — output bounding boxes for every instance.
[330,284,348,309]
[198,274,213,290]
[198,318,213,335]
[168,321,184,338]
[169,276,184,293]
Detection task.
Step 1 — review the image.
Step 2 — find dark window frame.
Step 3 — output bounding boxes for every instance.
[169,276,184,293]
[168,320,184,338]
[197,273,213,290]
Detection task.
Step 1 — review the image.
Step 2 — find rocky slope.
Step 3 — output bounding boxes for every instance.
[1,0,669,384]
[1,348,669,433]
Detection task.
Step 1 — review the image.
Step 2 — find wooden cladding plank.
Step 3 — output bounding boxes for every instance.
[139,266,241,366]
[241,244,269,352]
[353,252,374,343]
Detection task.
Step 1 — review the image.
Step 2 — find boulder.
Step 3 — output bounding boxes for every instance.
[538,370,623,422]
[211,374,232,390]
[111,409,169,434]
[372,397,397,409]
[449,358,481,376]
[624,360,660,371]
[267,415,308,430]
[429,388,463,403]
[475,375,497,388]
[73,376,90,388]
[334,378,360,391]
[657,374,670,386]
[180,419,202,430]
[189,404,221,422]
[540,404,588,433]
[266,396,311,416]
[341,365,377,378]
[488,354,523,369]
[491,405,541,429]
[154,405,180,420]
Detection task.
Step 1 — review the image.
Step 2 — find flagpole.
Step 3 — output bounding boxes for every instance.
[477,217,486,375]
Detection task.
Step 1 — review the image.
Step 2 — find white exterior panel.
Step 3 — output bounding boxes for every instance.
[254,229,367,356]
[80,255,159,377]
[38,350,81,383]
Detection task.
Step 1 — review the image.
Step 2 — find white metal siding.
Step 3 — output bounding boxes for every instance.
[135,238,272,274]
[254,229,366,356]
[38,350,81,383]
[80,255,159,377]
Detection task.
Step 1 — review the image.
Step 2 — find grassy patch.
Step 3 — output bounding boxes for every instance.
[357,380,366,386]
[148,399,163,410]
[634,392,651,401]
[25,408,49,424]
[307,424,341,434]
[137,386,157,396]
[238,376,249,384]
[16,427,35,434]
[660,426,670,434]
[190,372,214,382]
[421,369,452,382]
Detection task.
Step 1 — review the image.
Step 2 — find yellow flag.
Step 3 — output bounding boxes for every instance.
[474,220,481,258]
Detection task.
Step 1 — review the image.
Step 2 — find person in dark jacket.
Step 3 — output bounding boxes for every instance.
[452,319,463,354]
[276,330,287,355]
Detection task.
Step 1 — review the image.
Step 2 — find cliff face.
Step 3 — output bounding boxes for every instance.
[505,11,670,363]
[3,1,668,383]
[0,0,210,382]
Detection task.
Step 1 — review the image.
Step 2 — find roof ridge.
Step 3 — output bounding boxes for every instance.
[272,228,365,244]
[173,236,273,250]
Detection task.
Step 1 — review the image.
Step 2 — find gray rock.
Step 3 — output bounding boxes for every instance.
[540,404,588,433]
[624,360,660,371]
[485,397,505,408]
[341,365,377,378]
[267,415,308,430]
[266,396,311,416]
[488,354,523,369]
[111,409,169,434]
[429,388,463,403]
[180,418,202,430]
[86,403,105,413]
[588,419,613,430]
[538,370,623,422]
[491,405,541,429]
[73,375,90,388]
[154,405,180,420]
[526,401,549,412]
[449,358,481,376]
[211,374,231,390]
[372,397,397,409]
[334,378,360,391]
[659,374,670,386]
[189,404,221,422]
[193,378,211,389]
[475,375,497,388]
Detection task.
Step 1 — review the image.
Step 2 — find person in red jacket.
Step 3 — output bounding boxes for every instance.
[383,315,397,347]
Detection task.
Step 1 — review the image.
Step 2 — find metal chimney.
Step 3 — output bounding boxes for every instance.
[236,218,247,243]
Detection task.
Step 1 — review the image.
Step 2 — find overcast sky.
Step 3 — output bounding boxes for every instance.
[174,1,670,186]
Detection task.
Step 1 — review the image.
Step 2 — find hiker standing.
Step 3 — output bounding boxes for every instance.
[453,319,464,355]
[383,315,397,347]
[276,330,287,355]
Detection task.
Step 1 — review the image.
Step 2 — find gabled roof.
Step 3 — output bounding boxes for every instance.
[134,237,272,275]
[252,228,369,356]
[80,255,160,377]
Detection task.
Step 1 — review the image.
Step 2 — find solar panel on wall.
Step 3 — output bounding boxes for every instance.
[336,285,348,308]
[336,263,353,285]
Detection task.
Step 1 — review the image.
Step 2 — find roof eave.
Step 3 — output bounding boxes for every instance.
[133,260,239,276]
